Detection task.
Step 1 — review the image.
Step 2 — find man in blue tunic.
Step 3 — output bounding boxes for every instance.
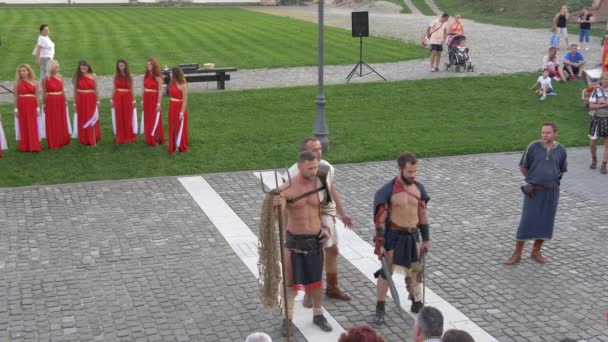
[372,152,431,324]
[505,122,567,265]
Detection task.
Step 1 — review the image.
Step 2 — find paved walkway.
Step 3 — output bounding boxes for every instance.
[0,7,601,104]
[1,147,606,341]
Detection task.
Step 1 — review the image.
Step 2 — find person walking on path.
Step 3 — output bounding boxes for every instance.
[41,60,71,149]
[505,122,567,265]
[34,24,55,86]
[287,138,354,308]
[372,152,431,324]
[553,5,570,50]
[427,13,449,72]
[13,64,41,152]
[578,7,593,51]
[447,14,464,45]
[587,73,608,174]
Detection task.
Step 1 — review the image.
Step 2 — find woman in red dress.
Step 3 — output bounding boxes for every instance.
[142,58,165,146]
[73,61,100,146]
[13,64,41,152]
[42,60,71,149]
[112,59,136,144]
[167,67,188,155]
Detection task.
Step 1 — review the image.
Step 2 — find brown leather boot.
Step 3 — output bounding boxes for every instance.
[325,273,351,301]
[531,239,546,263]
[504,241,525,265]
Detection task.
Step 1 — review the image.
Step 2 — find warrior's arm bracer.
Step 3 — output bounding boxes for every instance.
[373,204,388,255]
[417,223,430,242]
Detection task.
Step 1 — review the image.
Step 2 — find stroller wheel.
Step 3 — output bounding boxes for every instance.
[455,65,461,72]
[444,63,450,71]
[469,65,474,72]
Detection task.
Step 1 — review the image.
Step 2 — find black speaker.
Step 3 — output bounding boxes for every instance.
[351,11,369,37]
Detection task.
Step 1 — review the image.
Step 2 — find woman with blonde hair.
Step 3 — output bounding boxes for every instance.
[111,58,137,144]
[42,60,71,149]
[142,58,165,146]
[553,5,570,49]
[167,66,188,154]
[73,60,100,145]
[13,64,41,152]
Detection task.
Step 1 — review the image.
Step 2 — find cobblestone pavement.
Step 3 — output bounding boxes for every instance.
[1,147,607,341]
[0,6,601,104]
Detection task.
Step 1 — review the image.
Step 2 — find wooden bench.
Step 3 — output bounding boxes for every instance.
[162,64,237,93]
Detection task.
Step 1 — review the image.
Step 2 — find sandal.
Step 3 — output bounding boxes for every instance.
[601,161,607,175]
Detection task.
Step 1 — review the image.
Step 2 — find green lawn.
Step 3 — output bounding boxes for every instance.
[434,0,605,36]
[0,6,425,80]
[411,0,436,16]
[0,73,590,187]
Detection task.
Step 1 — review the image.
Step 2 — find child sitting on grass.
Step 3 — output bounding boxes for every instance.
[529,69,557,100]
[547,55,563,81]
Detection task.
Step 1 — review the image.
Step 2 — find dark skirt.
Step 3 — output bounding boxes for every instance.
[287,232,324,291]
[384,229,419,270]
[589,115,608,138]
[516,188,559,240]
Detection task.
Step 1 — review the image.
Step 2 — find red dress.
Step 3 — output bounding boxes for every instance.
[113,77,136,144]
[143,75,165,146]
[44,76,71,149]
[16,80,41,152]
[168,83,188,154]
[76,76,101,145]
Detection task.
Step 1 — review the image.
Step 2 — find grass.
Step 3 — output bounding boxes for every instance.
[0,73,590,187]
[0,6,425,80]
[434,0,605,36]
[411,0,436,16]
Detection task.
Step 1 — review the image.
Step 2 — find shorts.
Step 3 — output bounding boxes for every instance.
[565,65,580,75]
[430,44,443,52]
[558,27,568,38]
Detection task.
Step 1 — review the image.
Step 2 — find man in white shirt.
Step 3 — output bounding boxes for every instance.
[287,137,354,307]
[35,24,55,83]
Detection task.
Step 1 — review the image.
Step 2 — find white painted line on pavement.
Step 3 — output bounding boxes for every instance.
[256,171,498,342]
[178,176,345,341]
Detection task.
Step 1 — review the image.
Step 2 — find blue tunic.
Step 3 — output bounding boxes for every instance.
[516,141,567,240]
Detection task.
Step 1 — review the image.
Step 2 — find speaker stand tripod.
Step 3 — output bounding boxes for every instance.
[0,84,12,95]
[346,35,386,83]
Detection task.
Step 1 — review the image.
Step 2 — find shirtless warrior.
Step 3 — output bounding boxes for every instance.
[372,152,431,325]
[274,151,333,335]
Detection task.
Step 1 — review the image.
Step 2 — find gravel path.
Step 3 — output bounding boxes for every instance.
[0,6,601,104]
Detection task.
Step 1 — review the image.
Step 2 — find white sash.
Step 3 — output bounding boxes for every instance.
[38,106,46,140]
[151,109,161,137]
[65,103,73,135]
[71,107,78,139]
[132,107,138,135]
[83,105,99,129]
[111,105,116,135]
[0,121,8,150]
[139,100,145,135]
[14,115,19,141]
[175,116,184,150]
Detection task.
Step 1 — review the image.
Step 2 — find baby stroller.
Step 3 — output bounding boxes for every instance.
[444,35,474,72]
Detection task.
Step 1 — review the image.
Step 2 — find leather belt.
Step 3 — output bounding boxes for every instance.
[389,222,418,233]
[529,184,557,190]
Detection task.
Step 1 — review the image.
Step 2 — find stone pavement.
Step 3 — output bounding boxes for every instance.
[1,147,607,341]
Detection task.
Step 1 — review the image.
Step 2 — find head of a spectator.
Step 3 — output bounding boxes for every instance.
[412,306,444,342]
[453,14,461,23]
[548,46,557,59]
[39,24,49,36]
[244,332,272,342]
[541,68,549,78]
[583,7,589,15]
[570,44,579,54]
[339,325,385,342]
[301,137,322,161]
[551,26,558,35]
[440,13,450,22]
[441,329,475,342]
[560,5,568,15]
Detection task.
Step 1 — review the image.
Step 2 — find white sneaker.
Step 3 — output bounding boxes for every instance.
[585,47,589,51]
[548,92,558,96]
[540,95,546,100]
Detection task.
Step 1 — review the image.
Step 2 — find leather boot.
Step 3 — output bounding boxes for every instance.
[373,301,385,325]
[411,300,424,313]
[504,241,525,265]
[302,293,312,308]
[325,273,352,301]
[531,239,546,263]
